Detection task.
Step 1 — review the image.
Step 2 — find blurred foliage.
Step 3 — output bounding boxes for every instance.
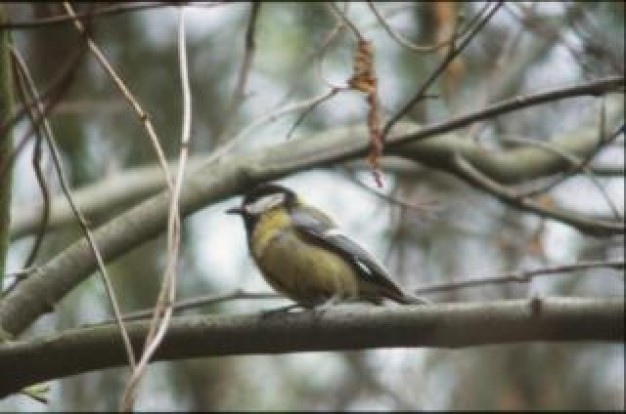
[2,1,624,411]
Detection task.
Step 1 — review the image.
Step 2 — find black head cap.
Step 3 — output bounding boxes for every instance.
[226,183,297,232]
[242,183,296,209]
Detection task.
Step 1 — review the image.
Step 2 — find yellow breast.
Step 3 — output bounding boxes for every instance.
[250,209,359,307]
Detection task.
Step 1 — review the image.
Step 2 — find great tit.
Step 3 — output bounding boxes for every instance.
[226,183,426,308]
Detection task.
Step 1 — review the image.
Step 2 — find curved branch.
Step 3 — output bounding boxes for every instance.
[382,2,504,140]
[450,153,623,236]
[10,124,621,240]
[0,2,182,30]
[2,79,623,336]
[10,76,622,240]
[412,259,625,294]
[399,126,614,184]
[10,159,182,240]
[0,297,622,398]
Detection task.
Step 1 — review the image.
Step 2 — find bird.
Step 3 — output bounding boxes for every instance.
[226,182,427,310]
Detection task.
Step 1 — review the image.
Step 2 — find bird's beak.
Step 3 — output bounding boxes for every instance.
[226,206,244,215]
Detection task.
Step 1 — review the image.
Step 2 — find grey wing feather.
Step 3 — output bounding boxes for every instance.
[291,207,403,294]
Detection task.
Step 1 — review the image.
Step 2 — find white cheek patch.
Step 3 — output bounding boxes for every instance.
[245,193,286,214]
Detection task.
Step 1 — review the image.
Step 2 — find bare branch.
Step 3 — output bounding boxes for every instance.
[0,2,187,30]
[0,297,622,398]
[412,259,625,295]
[121,9,193,410]
[501,128,623,221]
[9,76,622,241]
[104,290,279,324]
[285,88,339,139]
[367,1,489,53]
[390,75,623,161]
[8,48,51,273]
[327,2,363,41]
[62,2,173,194]
[1,80,622,337]
[215,2,261,143]
[382,2,504,141]
[452,153,623,236]
[9,42,137,370]
[0,45,85,182]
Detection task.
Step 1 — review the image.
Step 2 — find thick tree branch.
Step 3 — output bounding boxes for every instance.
[3,123,624,337]
[2,79,623,337]
[0,297,622,398]
[10,123,621,240]
[9,77,623,240]
[10,159,181,240]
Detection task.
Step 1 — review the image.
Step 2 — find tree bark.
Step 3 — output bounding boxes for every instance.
[0,297,622,398]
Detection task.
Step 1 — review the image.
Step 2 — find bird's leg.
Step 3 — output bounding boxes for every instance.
[309,294,344,319]
[320,294,343,309]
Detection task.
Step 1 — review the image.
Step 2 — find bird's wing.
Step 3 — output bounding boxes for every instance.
[291,206,405,296]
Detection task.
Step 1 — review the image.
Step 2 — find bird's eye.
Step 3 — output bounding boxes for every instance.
[245,193,286,214]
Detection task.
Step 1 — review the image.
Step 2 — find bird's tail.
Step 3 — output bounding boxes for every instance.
[386,289,430,305]
[396,293,430,305]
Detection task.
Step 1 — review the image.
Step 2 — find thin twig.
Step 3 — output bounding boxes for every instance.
[215,2,261,143]
[22,128,50,268]
[327,2,363,41]
[232,2,261,110]
[62,2,173,194]
[507,3,604,76]
[0,2,217,30]
[367,1,488,53]
[285,88,339,139]
[103,290,280,324]
[513,101,609,198]
[503,127,622,221]
[382,1,504,141]
[467,3,527,139]
[0,46,85,183]
[590,164,625,177]
[275,14,347,104]
[120,8,192,411]
[209,89,347,162]
[236,15,347,141]
[10,45,136,370]
[0,45,85,144]
[9,48,51,271]
[452,153,624,236]
[314,17,349,91]
[342,168,441,215]
[412,259,625,295]
[386,76,624,150]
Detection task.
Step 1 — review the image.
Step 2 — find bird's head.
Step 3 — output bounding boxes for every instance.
[226,183,298,230]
